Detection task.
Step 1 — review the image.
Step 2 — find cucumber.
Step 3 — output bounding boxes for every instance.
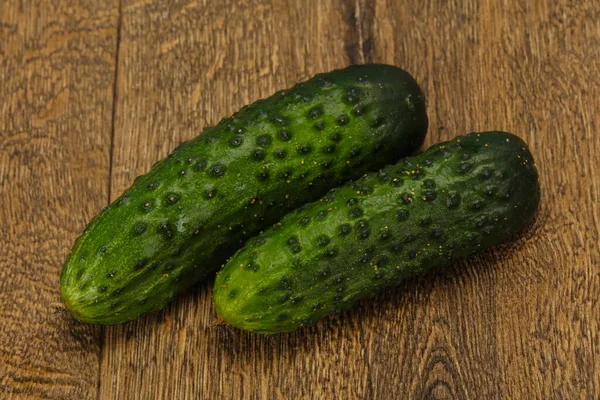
[60,64,428,324]
[213,131,540,334]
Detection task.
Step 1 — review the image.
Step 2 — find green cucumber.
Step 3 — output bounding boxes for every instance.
[60,64,428,324]
[213,131,540,334]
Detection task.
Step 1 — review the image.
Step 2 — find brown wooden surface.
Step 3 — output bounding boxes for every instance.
[1,0,599,398]
[0,1,118,398]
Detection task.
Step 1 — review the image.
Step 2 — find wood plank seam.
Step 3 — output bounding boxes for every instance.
[99,0,124,399]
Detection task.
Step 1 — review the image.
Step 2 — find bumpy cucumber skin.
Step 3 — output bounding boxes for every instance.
[214,131,540,334]
[60,64,428,324]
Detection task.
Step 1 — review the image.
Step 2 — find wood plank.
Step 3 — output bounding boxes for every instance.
[369,0,600,398]
[0,1,119,398]
[101,0,374,398]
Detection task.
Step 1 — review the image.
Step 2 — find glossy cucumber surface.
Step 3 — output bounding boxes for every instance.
[60,64,428,324]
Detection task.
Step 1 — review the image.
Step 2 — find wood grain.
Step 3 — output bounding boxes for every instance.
[1,0,599,399]
[0,1,119,398]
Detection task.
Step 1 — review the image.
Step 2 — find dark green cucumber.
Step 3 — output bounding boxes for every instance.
[60,64,428,324]
[213,131,540,334]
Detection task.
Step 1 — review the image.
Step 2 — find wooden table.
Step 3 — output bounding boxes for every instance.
[1,1,598,398]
